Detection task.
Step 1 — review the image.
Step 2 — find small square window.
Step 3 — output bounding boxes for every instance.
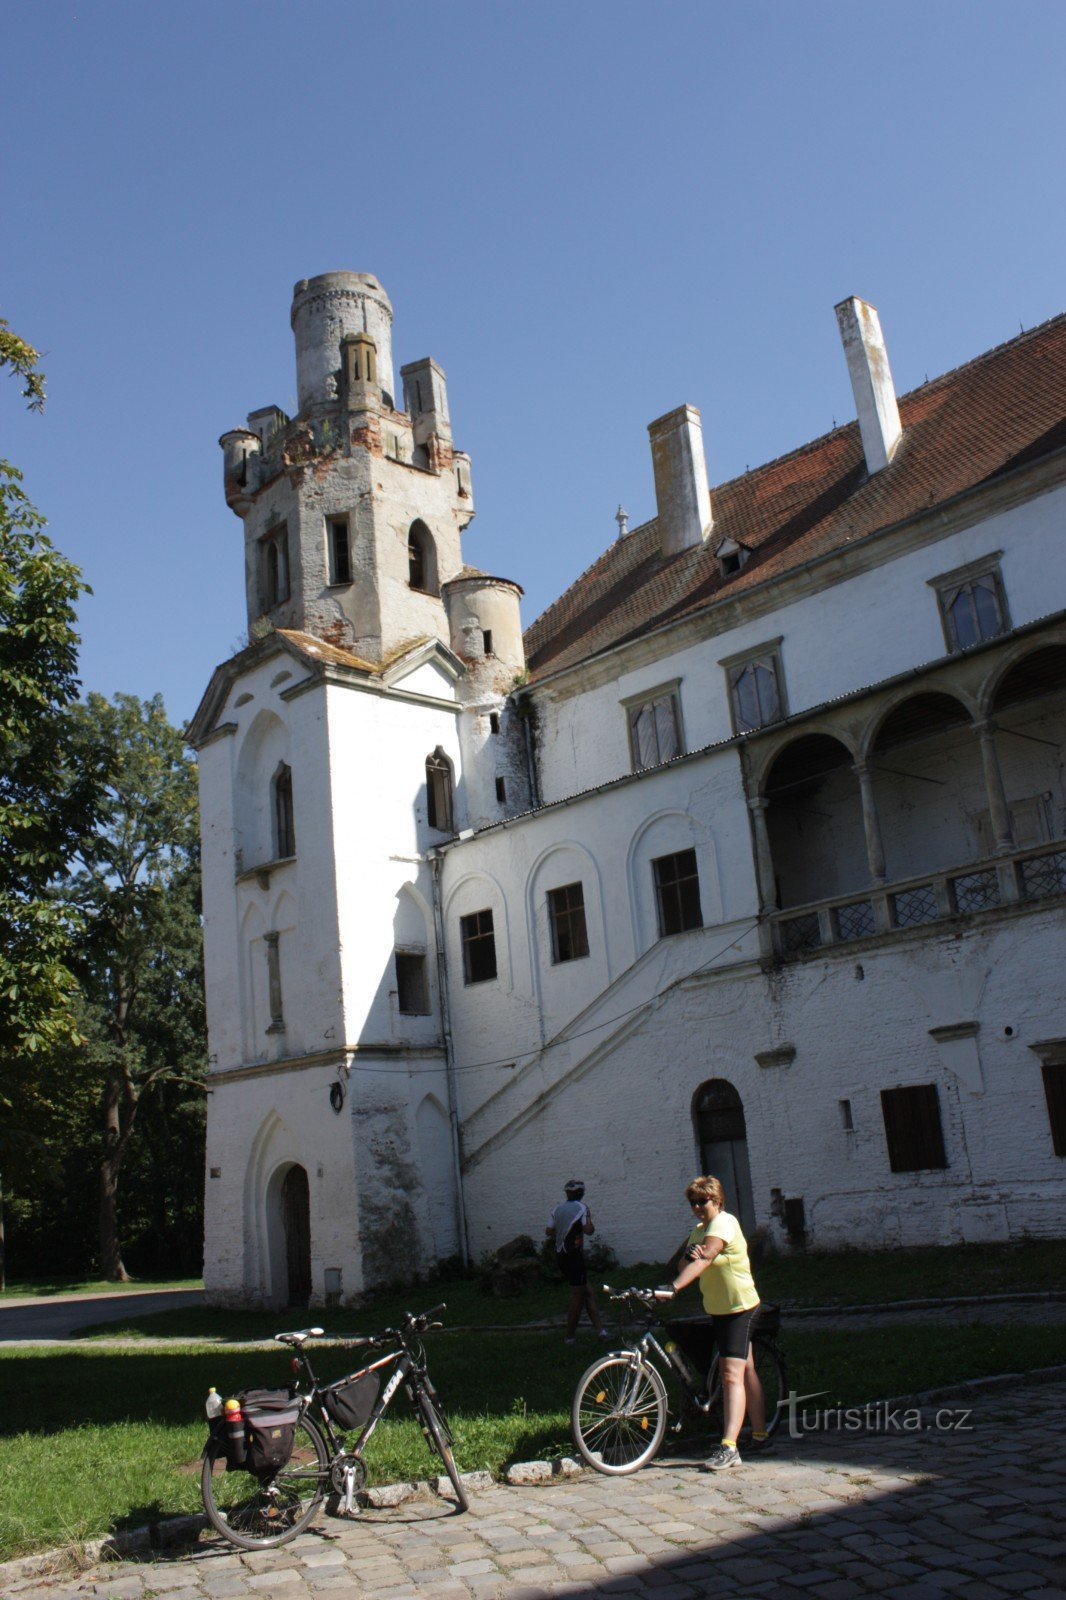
[460,908,497,984]
[547,882,590,964]
[653,849,702,937]
[721,641,786,734]
[328,518,352,585]
[396,952,430,1015]
[880,1084,948,1172]
[931,557,1009,653]
[626,686,683,772]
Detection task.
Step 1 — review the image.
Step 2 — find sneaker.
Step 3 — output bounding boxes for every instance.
[746,1432,773,1454]
[702,1445,742,1472]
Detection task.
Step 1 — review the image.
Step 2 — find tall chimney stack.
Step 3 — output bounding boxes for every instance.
[835,296,902,474]
[649,404,713,556]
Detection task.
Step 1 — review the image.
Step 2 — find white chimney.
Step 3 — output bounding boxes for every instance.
[835,296,902,474]
[648,404,713,556]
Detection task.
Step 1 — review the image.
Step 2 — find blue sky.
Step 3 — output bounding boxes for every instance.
[4,1,1066,728]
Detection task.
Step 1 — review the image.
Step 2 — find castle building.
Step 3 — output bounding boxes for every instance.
[189,273,1066,1306]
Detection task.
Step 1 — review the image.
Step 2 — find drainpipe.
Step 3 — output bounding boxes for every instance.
[428,847,470,1267]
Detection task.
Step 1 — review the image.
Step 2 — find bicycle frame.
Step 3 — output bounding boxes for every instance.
[297,1341,424,1460]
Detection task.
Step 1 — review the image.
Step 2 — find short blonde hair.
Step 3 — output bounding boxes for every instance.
[685,1175,724,1208]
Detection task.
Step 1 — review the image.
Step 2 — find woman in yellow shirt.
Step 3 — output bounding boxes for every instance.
[654,1174,768,1471]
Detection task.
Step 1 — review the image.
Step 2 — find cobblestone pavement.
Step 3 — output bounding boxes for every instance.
[10,1379,1065,1600]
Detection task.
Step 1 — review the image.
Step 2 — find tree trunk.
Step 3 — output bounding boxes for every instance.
[99,1071,131,1282]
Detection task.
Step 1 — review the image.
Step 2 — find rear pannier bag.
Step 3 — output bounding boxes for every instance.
[322,1370,381,1433]
[240,1388,302,1476]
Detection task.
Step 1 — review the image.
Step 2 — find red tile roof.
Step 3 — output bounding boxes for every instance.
[525,313,1066,681]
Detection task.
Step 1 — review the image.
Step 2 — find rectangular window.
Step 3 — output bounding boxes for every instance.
[482,629,494,655]
[460,908,497,985]
[495,776,507,803]
[931,556,1009,653]
[547,882,590,964]
[396,952,430,1015]
[489,712,500,735]
[653,849,702,937]
[626,687,683,771]
[839,1098,855,1131]
[721,640,786,734]
[880,1084,948,1172]
[328,518,352,585]
[1042,1063,1066,1157]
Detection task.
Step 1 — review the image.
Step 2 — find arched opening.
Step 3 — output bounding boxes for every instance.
[987,645,1066,851]
[281,1164,311,1307]
[272,763,295,859]
[764,734,864,908]
[692,1080,756,1238]
[408,520,438,595]
[868,691,978,880]
[426,748,454,834]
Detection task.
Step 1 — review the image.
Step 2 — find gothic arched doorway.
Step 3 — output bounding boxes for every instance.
[281,1165,311,1307]
[692,1080,756,1237]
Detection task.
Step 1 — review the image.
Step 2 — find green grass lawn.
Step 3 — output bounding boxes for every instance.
[1,1275,203,1300]
[1,1317,1064,1561]
[73,1239,1066,1342]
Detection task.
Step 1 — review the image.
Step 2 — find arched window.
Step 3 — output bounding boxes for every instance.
[691,1078,756,1236]
[273,764,295,858]
[261,526,290,610]
[408,520,437,594]
[425,748,454,833]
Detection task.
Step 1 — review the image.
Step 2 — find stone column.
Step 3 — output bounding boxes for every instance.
[853,761,887,883]
[748,796,778,913]
[265,931,286,1034]
[975,719,1014,852]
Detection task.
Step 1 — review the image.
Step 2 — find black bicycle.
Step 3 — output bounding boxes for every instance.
[571,1287,788,1474]
[200,1303,468,1549]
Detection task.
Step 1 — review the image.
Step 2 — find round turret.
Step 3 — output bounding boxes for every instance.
[291,272,395,413]
[443,571,525,696]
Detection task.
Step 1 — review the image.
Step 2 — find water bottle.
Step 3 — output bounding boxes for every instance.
[224,1398,247,1466]
[205,1387,223,1420]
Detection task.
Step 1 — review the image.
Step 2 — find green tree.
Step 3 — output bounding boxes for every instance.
[66,694,205,1282]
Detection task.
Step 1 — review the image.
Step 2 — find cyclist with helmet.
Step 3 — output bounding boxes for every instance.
[546,1179,609,1344]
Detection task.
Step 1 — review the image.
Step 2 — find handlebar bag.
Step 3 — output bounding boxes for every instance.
[323,1371,381,1433]
[241,1389,302,1476]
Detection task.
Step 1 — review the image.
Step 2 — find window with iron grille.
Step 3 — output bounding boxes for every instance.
[1041,1063,1066,1157]
[931,556,1009,653]
[626,687,683,772]
[880,1084,948,1172]
[460,909,497,984]
[720,640,786,734]
[548,882,589,964]
[395,952,430,1015]
[653,849,702,937]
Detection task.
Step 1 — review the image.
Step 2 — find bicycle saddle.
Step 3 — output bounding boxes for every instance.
[273,1327,325,1345]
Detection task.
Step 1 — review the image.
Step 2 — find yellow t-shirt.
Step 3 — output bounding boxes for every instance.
[688,1210,759,1316]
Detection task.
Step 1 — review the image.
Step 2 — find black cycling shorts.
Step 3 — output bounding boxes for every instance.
[558,1251,588,1287]
[711,1304,760,1361]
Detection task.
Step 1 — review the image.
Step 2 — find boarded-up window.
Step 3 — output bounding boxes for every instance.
[880,1084,948,1172]
[460,909,497,985]
[396,952,430,1015]
[653,849,702,937]
[628,692,682,771]
[548,882,589,964]
[1041,1063,1066,1157]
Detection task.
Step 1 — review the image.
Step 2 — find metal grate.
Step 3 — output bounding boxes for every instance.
[779,913,822,953]
[1021,849,1066,900]
[951,870,1000,915]
[833,899,875,941]
[892,883,939,928]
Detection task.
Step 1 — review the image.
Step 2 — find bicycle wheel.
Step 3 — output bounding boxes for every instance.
[201,1413,330,1550]
[571,1355,668,1474]
[703,1335,787,1441]
[417,1387,469,1512]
